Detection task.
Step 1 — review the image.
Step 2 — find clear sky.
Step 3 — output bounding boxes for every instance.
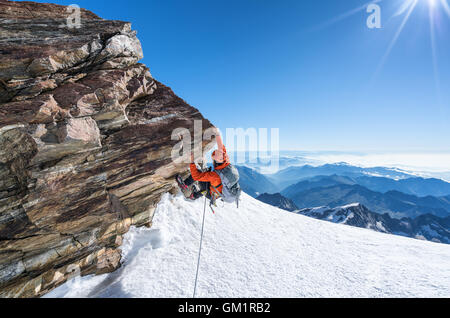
[31,0,450,152]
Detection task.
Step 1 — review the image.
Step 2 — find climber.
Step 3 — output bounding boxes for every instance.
[175,129,241,208]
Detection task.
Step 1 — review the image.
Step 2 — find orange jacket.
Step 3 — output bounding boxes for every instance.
[190,164,223,195]
[190,146,231,195]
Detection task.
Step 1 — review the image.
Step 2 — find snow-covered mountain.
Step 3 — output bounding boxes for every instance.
[46,193,450,298]
[298,203,450,244]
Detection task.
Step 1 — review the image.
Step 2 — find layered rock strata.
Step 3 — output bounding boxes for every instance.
[0,0,213,297]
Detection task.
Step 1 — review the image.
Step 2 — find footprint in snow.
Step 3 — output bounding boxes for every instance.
[147,229,167,249]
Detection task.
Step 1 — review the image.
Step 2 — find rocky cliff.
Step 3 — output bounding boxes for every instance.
[0,0,213,297]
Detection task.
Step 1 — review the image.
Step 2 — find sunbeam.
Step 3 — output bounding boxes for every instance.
[309,0,383,32]
[441,0,450,17]
[372,0,418,80]
[394,0,416,16]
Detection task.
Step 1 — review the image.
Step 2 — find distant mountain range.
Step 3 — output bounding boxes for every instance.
[239,163,450,244]
[235,166,278,197]
[281,177,450,219]
[297,203,450,244]
[279,174,450,197]
[256,193,298,212]
[239,162,450,197]
[266,163,416,190]
[237,164,450,218]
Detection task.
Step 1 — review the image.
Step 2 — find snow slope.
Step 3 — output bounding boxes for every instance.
[46,193,450,298]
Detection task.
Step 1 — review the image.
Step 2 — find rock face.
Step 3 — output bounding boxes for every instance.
[0,0,213,297]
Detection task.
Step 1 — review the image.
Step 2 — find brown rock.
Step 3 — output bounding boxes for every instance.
[0,0,215,298]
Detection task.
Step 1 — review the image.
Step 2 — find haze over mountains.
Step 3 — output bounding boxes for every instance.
[267,163,434,191]
[279,173,450,198]
[231,152,450,182]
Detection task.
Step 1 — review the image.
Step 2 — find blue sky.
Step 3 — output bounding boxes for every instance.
[32,0,450,151]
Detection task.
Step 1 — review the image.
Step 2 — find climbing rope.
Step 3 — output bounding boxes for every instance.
[193,196,208,298]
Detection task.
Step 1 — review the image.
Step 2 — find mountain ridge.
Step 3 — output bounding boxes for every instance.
[256,193,298,212]
[297,203,450,244]
[282,183,450,219]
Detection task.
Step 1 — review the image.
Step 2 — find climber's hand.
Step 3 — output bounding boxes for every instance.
[213,127,221,137]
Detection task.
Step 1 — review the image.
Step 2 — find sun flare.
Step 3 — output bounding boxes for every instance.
[375,0,448,83]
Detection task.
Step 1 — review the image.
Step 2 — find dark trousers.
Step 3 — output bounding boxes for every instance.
[184,176,210,200]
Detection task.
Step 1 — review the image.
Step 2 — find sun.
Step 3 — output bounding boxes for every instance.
[397,0,450,15]
[379,0,449,65]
